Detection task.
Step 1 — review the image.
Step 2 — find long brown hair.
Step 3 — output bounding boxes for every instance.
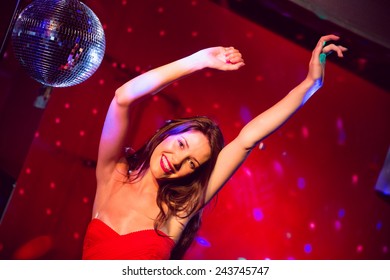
[125,116,224,259]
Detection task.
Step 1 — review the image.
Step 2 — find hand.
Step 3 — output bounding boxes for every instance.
[306,34,348,85]
[196,46,245,71]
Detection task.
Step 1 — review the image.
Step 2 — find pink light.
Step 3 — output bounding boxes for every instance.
[246,31,254,39]
[55,117,60,124]
[49,182,56,189]
[352,174,359,185]
[79,130,85,137]
[25,168,31,175]
[34,131,40,138]
[73,232,80,240]
[255,75,264,82]
[334,220,342,231]
[45,208,52,216]
[55,140,61,147]
[301,126,309,139]
[309,222,316,230]
[64,103,70,109]
[356,244,364,253]
[212,103,220,109]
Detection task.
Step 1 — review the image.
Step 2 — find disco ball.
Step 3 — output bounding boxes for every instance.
[11,0,106,87]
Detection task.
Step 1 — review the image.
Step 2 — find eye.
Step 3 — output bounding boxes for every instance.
[178,140,185,148]
[188,159,196,169]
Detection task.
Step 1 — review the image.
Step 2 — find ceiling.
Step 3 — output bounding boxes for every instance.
[210,0,390,92]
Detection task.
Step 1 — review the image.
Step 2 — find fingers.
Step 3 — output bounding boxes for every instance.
[224,47,245,65]
[323,44,348,57]
[313,35,347,63]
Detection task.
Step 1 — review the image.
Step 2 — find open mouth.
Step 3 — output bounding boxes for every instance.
[161,154,174,174]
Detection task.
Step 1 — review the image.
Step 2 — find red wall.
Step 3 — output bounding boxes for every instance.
[0,0,389,260]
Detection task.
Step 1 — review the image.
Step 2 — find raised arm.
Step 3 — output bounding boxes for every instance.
[96,47,245,186]
[205,35,347,203]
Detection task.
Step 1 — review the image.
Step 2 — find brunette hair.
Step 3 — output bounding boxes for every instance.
[125,116,224,259]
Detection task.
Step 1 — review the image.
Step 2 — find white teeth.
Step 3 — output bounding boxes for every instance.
[162,155,172,172]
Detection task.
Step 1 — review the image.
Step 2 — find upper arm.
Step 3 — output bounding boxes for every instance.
[96,94,131,186]
[204,135,253,204]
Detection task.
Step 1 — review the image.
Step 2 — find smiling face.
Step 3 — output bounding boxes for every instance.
[149,130,212,180]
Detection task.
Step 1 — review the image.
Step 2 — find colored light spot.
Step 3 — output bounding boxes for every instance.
[287,256,295,260]
[92,108,98,115]
[45,208,52,216]
[204,71,213,78]
[79,130,85,137]
[286,232,292,239]
[191,31,199,37]
[259,142,265,150]
[301,126,309,139]
[49,182,56,189]
[297,177,306,189]
[304,244,312,254]
[240,106,252,123]
[237,257,247,260]
[243,167,252,177]
[185,107,193,114]
[82,197,89,204]
[352,174,359,185]
[273,161,283,175]
[336,117,344,130]
[255,75,264,81]
[253,208,264,221]
[376,221,382,231]
[309,222,316,230]
[55,140,61,147]
[18,188,25,196]
[356,244,364,253]
[195,237,211,247]
[34,131,40,138]
[64,103,70,109]
[334,220,342,231]
[212,103,220,109]
[337,130,346,145]
[338,209,346,219]
[55,117,60,124]
[25,168,31,175]
[383,246,388,254]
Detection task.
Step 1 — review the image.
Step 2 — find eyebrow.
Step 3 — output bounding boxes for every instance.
[182,136,201,166]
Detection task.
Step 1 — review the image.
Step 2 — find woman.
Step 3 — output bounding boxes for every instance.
[82,35,347,260]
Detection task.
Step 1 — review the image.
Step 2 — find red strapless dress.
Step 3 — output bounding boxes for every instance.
[82,219,175,260]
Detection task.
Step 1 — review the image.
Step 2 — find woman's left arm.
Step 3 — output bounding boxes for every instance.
[205,34,347,203]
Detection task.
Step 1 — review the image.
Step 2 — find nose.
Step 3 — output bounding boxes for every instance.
[172,151,187,171]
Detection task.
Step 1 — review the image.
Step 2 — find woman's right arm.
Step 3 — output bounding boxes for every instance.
[96,47,245,186]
